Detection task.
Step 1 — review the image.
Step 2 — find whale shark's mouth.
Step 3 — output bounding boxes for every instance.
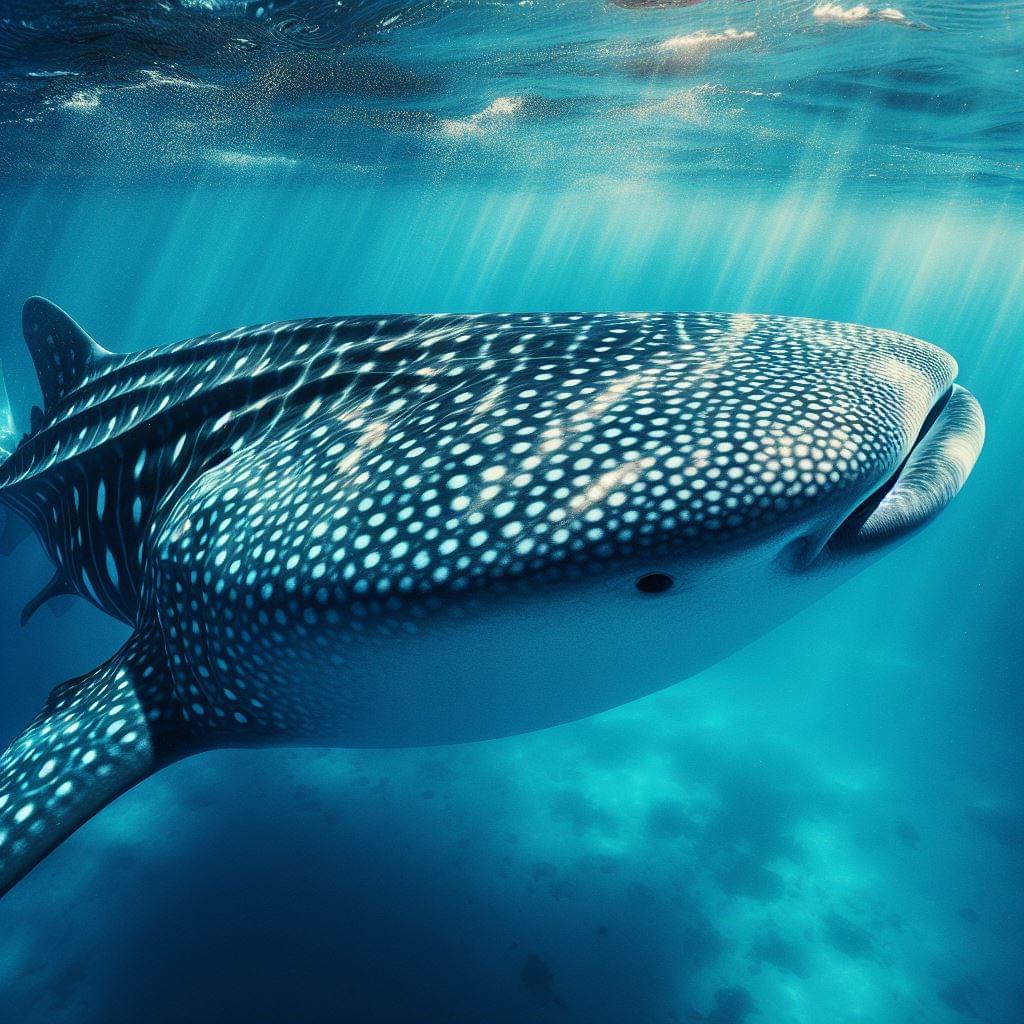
[828,383,985,552]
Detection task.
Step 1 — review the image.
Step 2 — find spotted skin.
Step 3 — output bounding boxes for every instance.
[0,298,978,895]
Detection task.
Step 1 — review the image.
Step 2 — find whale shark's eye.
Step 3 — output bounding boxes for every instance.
[635,572,674,595]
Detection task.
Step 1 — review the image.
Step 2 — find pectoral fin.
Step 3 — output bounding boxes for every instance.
[0,629,190,896]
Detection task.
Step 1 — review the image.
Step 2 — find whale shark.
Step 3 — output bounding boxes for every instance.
[0,298,984,896]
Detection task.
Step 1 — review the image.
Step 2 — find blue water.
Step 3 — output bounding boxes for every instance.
[0,2,1022,1022]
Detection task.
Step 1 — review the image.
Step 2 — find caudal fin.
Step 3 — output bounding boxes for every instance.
[0,357,24,553]
[0,358,15,461]
[0,629,190,896]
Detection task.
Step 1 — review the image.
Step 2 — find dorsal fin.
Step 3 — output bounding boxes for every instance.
[22,297,113,411]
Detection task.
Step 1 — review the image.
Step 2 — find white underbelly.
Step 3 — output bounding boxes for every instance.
[317,548,836,746]
[171,531,845,748]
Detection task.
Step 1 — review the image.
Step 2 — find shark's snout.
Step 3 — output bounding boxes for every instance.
[829,383,984,552]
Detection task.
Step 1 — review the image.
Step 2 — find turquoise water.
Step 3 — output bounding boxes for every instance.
[0,3,1022,1022]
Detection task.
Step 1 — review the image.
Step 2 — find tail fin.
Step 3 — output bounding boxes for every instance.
[0,358,15,461]
[22,297,113,412]
[0,629,190,896]
[0,359,22,552]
